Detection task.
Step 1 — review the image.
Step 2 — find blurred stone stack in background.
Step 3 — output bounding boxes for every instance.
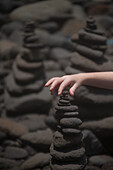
[4,21,52,116]
[66,16,113,120]
[50,91,87,170]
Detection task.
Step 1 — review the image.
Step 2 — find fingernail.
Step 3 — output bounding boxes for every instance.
[58,91,61,95]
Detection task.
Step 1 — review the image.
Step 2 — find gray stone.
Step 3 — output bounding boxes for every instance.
[85,165,101,170]
[18,114,47,131]
[81,117,113,138]
[31,29,75,50]
[75,44,104,59]
[89,155,113,167]
[10,0,72,22]
[61,19,85,37]
[78,29,107,45]
[82,130,104,156]
[70,51,113,71]
[72,5,86,19]
[5,86,52,115]
[50,162,86,170]
[55,105,78,112]
[20,153,51,169]
[53,131,82,148]
[1,21,23,36]
[0,157,19,169]
[74,85,113,105]
[102,162,113,170]
[12,62,40,84]
[44,60,60,71]
[39,22,59,33]
[21,129,53,150]
[4,146,28,159]
[50,143,85,161]
[62,128,81,134]
[50,48,70,61]
[0,118,28,137]
[5,74,44,96]
[60,117,82,128]
[0,40,19,60]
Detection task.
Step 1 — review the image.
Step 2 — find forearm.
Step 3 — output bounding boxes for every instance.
[80,72,113,90]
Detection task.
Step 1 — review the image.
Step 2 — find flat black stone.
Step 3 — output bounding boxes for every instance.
[55,105,78,112]
[53,131,83,149]
[60,118,82,128]
[62,128,81,134]
[50,143,85,162]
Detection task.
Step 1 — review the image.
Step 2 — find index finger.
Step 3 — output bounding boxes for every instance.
[45,77,59,87]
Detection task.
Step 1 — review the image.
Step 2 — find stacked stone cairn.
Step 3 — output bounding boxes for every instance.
[4,21,52,115]
[66,16,113,120]
[50,90,87,170]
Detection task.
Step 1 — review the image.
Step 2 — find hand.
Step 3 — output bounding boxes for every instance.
[45,74,83,96]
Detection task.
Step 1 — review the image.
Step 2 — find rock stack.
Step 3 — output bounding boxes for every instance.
[4,21,52,116]
[50,90,87,170]
[66,16,113,120]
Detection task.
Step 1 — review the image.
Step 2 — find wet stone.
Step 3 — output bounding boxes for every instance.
[4,146,28,159]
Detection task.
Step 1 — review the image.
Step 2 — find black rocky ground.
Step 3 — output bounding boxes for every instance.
[0,0,113,170]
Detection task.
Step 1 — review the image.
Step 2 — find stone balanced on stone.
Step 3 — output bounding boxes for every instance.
[4,21,52,116]
[50,90,87,170]
[66,16,113,120]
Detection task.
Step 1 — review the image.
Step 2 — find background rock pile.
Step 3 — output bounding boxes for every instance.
[0,0,113,169]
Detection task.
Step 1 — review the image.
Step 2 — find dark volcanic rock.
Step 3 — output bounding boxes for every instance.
[81,117,113,138]
[17,114,47,131]
[0,118,28,137]
[82,130,104,156]
[89,155,113,167]
[10,0,72,22]
[21,129,53,151]
[20,153,51,170]
[4,146,28,159]
[5,21,52,115]
[50,91,87,169]
[0,157,20,169]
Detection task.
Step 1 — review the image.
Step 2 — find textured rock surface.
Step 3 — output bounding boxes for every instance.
[66,16,113,120]
[4,21,52,115]
[50,91,87,169]
[81,117,113,138]
[0,118,28,137]
[20,153,51,170]
[89,155,113,167]
[21,129,53,151]
[4,146,28,159]
[10,0,72,22]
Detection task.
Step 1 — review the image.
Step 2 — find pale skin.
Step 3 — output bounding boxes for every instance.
[45,72,113,96]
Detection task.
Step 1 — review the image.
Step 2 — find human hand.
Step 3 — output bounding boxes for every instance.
[45,74,83,96]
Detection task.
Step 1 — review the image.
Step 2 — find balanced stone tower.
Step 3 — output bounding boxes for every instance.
[50,90,87,170]
[4,21,52,116]
[66,16,113,120]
